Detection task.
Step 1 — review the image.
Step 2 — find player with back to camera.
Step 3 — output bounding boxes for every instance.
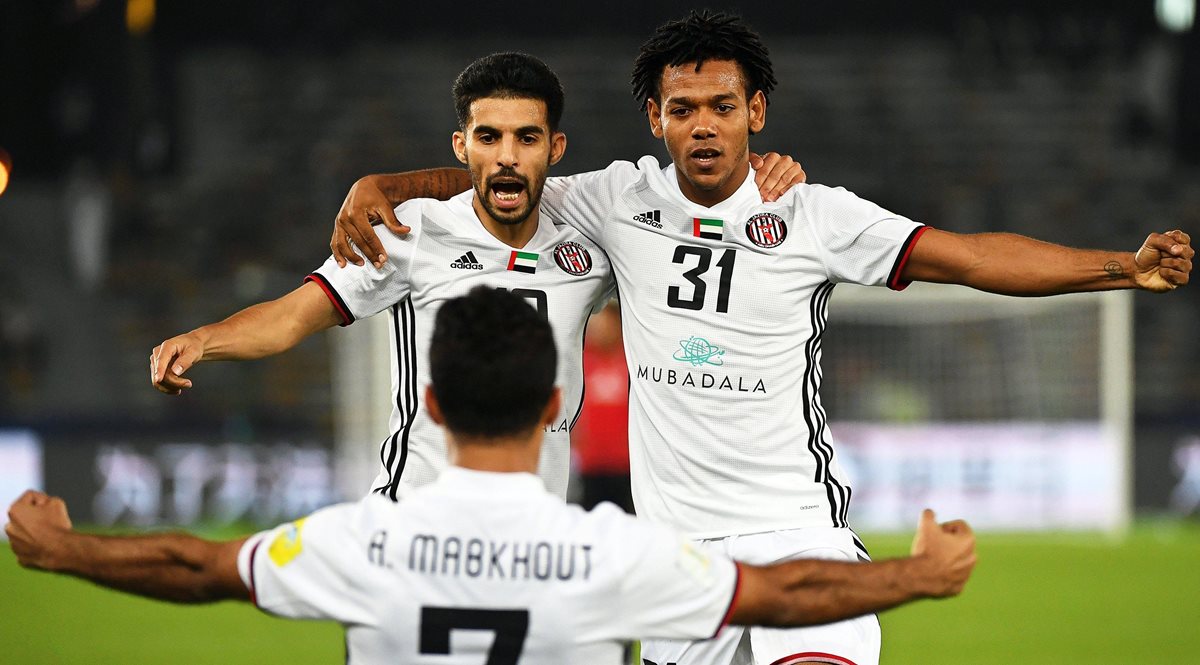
[330,11,1193,665]
[11,287,977,665]
[148,52,806,502]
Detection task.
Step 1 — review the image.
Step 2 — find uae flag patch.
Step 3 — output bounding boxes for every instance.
[507,250,538,274]
[693,217,723,240]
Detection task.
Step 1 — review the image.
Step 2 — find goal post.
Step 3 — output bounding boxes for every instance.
[328,284,1134,534]
[825,283,1133,533]
[329,314,394,498]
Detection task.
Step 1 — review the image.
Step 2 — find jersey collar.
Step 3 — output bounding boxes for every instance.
[433,465,549,497]
[450,190,557,251]
[659,157,760,216]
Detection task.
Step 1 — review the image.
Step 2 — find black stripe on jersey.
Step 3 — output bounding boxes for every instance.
[304,272,355,326]
[386,297,418,500]
[372,298,419,501]
[851,532,871,561]
[800,281,849,528]
[812,281,850,527]
[566,310,591,432]
[807,302,853,528]
[886,225,930,291]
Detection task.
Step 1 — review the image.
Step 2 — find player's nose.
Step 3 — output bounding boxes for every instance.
[690,114,717,139]
[497,136,519,167]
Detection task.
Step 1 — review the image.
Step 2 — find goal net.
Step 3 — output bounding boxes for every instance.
[330,283,1133,534]
[824,282,1132,533]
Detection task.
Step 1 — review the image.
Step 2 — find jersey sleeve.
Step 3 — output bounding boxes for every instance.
[540,161,637,246]
[237,502,374,624]
[799,184,928,290]
[306,200,423,325]
[594,510,739,641]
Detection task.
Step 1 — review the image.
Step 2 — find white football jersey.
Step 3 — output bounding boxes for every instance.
[309,192,615,499]
[541,157,925,538]
[238,467,739,664]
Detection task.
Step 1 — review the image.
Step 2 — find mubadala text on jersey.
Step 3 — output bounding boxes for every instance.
[636,365,766,393]
[408,534,593,581]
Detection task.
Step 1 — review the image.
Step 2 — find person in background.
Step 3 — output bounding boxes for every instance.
[573,300,633,513]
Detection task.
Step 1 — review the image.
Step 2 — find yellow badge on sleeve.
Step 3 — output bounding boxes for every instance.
[677,539,714,585]
[268,517,307,567]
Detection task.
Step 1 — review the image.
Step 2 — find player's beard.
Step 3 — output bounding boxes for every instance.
[470,165,546,227]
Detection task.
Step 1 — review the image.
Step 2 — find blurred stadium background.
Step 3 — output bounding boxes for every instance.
[0,0,1198,662]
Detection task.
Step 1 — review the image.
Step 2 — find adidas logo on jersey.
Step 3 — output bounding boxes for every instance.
[450,251,484,270]
[633,210,663,228]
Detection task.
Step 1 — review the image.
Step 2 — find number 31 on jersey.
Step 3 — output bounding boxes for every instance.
[667,245,736,313]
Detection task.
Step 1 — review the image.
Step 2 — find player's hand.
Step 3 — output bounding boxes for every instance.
[332,175,407,269]
[6,490,74,572]
[1132,230,1192,293]
[909,508,976,598]
[150,332,204,395]
[750,152,806,203]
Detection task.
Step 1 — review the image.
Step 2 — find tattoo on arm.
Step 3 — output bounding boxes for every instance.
[388,169,471,206]
[1104,261,1124,279]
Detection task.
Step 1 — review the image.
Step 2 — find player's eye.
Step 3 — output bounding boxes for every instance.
[715,104,734,113]
[477,134,496,144]
[669,107,691,117]
[520,134,538,145]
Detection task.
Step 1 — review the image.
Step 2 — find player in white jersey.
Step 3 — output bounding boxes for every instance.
[151,52,804,500]
[328,12,1192,665]
[9,287,978,664]
[149,53,619,499]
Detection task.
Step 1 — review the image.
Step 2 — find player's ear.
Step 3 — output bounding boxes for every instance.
[646,98,665,139]
[549,131,567,166]
[540,388,562,427]
[748,90,766,135]
[452,132,468,165]
[425,386,445,425]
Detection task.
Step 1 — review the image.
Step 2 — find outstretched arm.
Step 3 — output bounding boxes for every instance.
[901,229,1192,295]
[730,510,975,627]
[6,490,249,603]
[331,153,807,267]
[150,280,342,394]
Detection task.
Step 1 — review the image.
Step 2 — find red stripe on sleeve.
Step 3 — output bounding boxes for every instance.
[713,561,745,637]
[303,274,353,326]
[247,540,262,608]
[769,653,860,665]
[887,225,930,291]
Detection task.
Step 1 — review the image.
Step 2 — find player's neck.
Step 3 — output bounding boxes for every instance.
[673,159,751,208]
[447,432,542,475]
[471,199,541,249]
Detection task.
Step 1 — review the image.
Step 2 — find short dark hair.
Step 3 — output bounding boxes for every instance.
[429,286,557,438]
[630,10,777,111]
[452,52,565,132]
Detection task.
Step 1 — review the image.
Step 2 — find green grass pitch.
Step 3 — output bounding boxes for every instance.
[2,522,1197,664]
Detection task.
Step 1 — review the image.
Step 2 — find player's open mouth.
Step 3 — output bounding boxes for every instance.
[489,179,527,210]
[689,148,721,169]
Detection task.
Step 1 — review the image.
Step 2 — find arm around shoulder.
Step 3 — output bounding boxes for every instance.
[333,169,471,267]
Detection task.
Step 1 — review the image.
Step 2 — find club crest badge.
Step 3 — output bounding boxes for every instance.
[745,213,788,249]
[553,241,592,276]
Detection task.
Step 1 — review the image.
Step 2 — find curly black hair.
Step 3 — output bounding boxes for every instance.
[630,10,777,111]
